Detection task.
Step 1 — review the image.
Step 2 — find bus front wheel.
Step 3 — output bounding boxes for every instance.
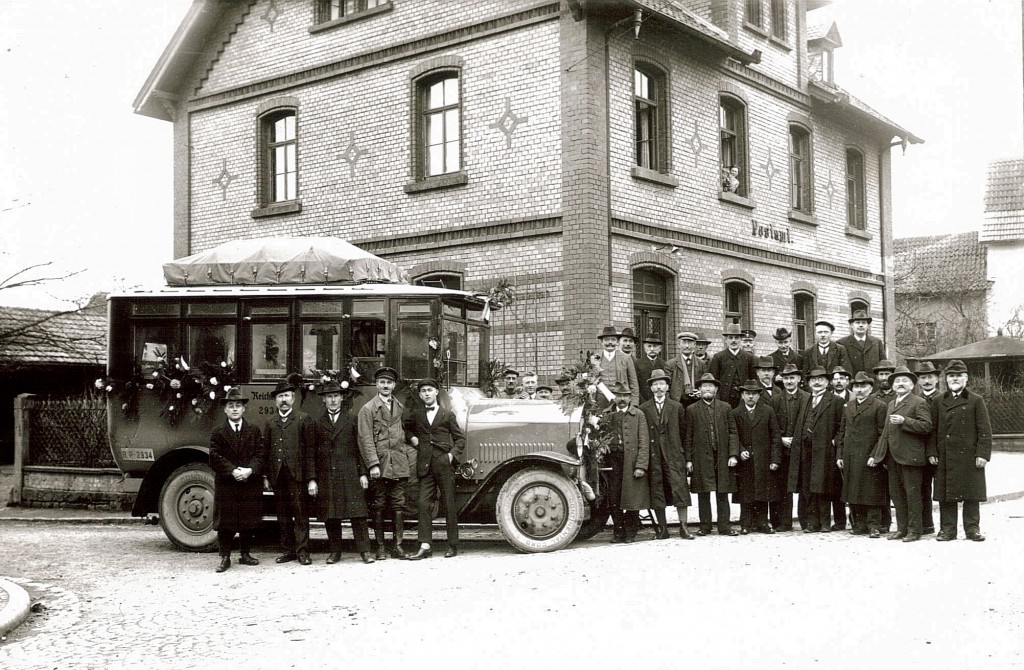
[158,463,218,552]
[496,468,584,553]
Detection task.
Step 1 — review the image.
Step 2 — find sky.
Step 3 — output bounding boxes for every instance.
[0,0,1021,309]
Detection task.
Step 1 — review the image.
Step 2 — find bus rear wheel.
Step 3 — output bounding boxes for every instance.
[496,468,583,553]
[158,463,218,552]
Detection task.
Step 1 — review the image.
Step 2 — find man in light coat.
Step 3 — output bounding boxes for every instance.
[665,331,706,405]
[597,326,640,406]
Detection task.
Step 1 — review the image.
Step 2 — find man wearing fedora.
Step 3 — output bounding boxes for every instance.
[666,331,705,406]
[914,361,942,535]
[828,366,853,530]
[618,327,638,358]
[265,378,317,565]
[770,364,808,531]
[754,356,777,399]
[694,333,712,363]
[831,366,852,404]
[597,326,640,406]
[789,367,843,533]
[602,381,650,542]
[769,328,803,388]
[635,334,668,404]
[868,366,935,542]
[836,372,889,537]
[870,360,897,402]
[837,309,886,378]
[640,369,693,540]
[710,323,757,408]
[731,380,783,534]
[209,388,264,573]
[406,378,465,559]
[933,360,993,542]
[801,320,852,383]
[358,366,412,560]
[685,373,740,536]
[314,381,374,565]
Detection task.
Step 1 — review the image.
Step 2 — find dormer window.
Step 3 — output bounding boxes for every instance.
[809,48,834,85]
[807,20,842,87]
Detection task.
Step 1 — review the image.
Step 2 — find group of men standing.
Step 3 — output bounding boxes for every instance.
[577,309,993,544]
[208,367,465,573]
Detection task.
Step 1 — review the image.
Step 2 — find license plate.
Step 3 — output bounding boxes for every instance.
[121,448,155,461]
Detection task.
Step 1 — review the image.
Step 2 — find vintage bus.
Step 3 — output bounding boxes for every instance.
[107,281,596,553]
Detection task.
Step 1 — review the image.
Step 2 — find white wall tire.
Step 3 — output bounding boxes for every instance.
[496,468,584,553]
[158,463,218,552]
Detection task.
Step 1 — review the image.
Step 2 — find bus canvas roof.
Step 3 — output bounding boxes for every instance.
[161,237,410,286]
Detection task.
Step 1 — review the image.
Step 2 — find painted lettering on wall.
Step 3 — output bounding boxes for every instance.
[751,220,792,244]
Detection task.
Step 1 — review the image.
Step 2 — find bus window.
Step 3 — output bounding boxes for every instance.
[189,324,236,368]
[442,319,466,384]
[399,321,430,380]
[302,323,340,374]
[134,324,176,374]
[351,299,386,378]
[251,323,288,380]
[467,324,483,384]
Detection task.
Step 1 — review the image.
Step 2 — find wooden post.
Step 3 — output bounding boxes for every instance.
[12,393,34,505]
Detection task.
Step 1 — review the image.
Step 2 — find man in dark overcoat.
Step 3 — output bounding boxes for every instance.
[666,331,705,405]
[635,334,668,404]
[754,356,777,400]
[209,388,264,573]
[314,381,374,565]
[836,309,885,378]
[836,372,888,537]
[769,363,807,531]
[828,365,852,530]
[801,320,852,382]
[684,373,740,536]
[731,380,782,534]
[639,370,693,540]
[933,360,993,542]
[769,328,803,389]
[406,378,466,560]
[265,378,317,565]
[868,366,934,542]
[710,323,757,407]
[601,381,650,542]
[788,367,843,533]
[914,361,942,535]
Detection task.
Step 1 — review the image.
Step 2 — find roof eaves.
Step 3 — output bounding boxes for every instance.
[629,0,761,65]
[809,80,922,145]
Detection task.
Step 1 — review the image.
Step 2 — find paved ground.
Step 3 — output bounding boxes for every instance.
[2,498,1024,669]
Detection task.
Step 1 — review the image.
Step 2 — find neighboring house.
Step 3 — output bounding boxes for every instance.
[893,232,990,360]
[0,297,107,464]
[132,0,919,375]
[981,158,1024,338]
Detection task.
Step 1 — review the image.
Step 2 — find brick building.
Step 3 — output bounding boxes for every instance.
[134,0,919,379]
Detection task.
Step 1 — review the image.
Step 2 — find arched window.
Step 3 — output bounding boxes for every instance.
[633,268,669,344]
[789,123,813,214]
[724,279,752,330]
[720,95,748,196]
[634,63,668,173]
[415,71,461,179]
[793,291,816,351]
[846,147,866,230]
[414,272,462,291]
[260,109,298,205]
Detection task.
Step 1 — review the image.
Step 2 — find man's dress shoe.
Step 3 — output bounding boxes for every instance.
[360,552,376,564]
[444,546,458,558]
[326,552,343,564]
[275,552,298,564]
[936,532,955,542]
[216,556,231,573]
[679,526,695,540]
[902,533,921,543]
[238,553,259,566]
[887,531,907,541]
[408,547,432,560]
[298,552,312,565]
[966,531,986,542]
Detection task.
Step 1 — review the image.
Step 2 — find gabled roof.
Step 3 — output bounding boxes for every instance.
[981,159,1024,243]
[809,80,923,145]
[0,304,107,367]
[807,18,842,47]
[925,336,1024,361]
[893,231,989,294]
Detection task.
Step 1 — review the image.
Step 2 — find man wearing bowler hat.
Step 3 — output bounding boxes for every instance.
[868,366,934,542]
[406,378,465,559]
[602,381,650,542]
[314,380,374,565]
[710,323,757,407]
[770,327,803,387]
[265,378,317,565]
[837,309,886,377]
[754,356,777,398]
[618,327,639,358]
[209,388,264,573]
[789,367,843,532]
[597,326,640,406]
[358,366,411,559]
[640,369,693,540]
[731,379,783,534]
[831,366,852,404]
[685,373,740,536]
[914,360,942,535]
[836,372,889,537]
[801,320,852,382]
[870,360,897,402]
[770,363,808,531]
[933,360,993,541]
[666,331,705,406]
[694,332,712,363]
[635,333,668,403]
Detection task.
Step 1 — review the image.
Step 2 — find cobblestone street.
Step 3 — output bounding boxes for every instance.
[3,498,1024,669]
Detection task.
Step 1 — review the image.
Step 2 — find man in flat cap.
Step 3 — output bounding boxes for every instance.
[770,327,803,388]
[801,320,852,382]
[837,309,886,378]
[358,366,412,559]
[685,373,740,536]
[597,326,640,406]
[868,366,934,542]
[769,364,808,531]
[265,378,317,565]
[666,331,705,406]
[710,323,757,408]
[497,368,521,399]
[836,372,889,537]
[789,367,843,532]
[602,381,650,542]
[407,378,465,559]
[314,381,374,564]
[635,334,668,404]
[210,388,264,573]
[933,360,993,542]
[640,369,693,540]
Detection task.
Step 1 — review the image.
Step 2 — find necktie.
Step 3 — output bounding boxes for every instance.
[232,422,240,433]
[812,394,821,408]
[329,412,339,424]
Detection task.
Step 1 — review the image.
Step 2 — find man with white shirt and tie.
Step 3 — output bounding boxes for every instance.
[837,309,885,378]
[801,320,852,383]
[406,378,466,559]
[640,370,693,540]
[209,388,264,573]
[517,371,540,399]
[666,331,705,406]
[790,367,843,533]
[597,326,640,406]
[754,356,776,398]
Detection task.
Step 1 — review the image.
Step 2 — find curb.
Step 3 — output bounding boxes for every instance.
[0,578,31,639]
[0,516,143,525]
